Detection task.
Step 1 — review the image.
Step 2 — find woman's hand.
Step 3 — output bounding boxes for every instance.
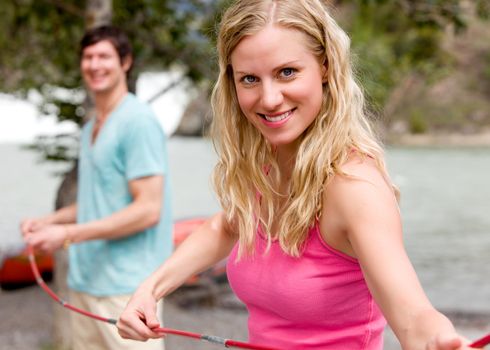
[117,283,164,341]
[117,212,235,341]
[426,333,481,350]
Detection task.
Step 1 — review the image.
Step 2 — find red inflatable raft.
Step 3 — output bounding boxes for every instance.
[0,217,225,290]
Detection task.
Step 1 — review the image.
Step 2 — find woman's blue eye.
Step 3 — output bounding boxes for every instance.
[281,68,295,77]
[242,75,257,84]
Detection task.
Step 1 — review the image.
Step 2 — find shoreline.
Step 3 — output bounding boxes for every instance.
[2,131,490,148]
[384,131,490,147]
[172,132,490,148]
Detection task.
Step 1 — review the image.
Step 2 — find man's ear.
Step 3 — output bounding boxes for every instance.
[122,55,133,73]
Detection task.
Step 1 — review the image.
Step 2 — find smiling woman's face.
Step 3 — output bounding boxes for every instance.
[231,24,326,151]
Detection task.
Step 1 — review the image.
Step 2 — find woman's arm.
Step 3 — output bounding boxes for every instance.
[117,211,237,341]
[321,157,472,350]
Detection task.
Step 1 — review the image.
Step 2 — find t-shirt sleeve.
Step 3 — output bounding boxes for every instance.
[122,113,167,180]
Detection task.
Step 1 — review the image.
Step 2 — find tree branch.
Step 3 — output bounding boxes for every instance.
[147,76,187,104]
[41,0,85,18]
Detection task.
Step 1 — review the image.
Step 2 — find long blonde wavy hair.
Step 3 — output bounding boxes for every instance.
[211,0,393,258]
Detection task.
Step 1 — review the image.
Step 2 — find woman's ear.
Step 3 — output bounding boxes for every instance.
[321,59,328,84]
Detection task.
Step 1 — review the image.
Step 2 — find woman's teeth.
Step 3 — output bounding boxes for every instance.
[263,110,291,122]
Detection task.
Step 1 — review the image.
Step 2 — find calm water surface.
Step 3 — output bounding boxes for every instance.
[1,139,489,314]
[386,146,490,313]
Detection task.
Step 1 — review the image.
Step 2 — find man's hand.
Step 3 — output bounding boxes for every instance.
[23,224,68,255]
[20,217,49,237]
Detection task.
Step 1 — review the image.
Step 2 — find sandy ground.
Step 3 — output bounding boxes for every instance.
[1,283,489,350]
[0,284,251,350]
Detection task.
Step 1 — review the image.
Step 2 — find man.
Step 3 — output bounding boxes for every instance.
[21,26,172,350]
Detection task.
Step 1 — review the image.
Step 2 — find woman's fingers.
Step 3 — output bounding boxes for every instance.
[142,303,161,330]
[117,291,164,342]
[117,311,163,341]
[426,333,478,350]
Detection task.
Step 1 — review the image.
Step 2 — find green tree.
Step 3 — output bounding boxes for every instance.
[337,0,489,110]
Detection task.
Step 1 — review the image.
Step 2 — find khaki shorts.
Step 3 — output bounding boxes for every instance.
[70,290,165,350]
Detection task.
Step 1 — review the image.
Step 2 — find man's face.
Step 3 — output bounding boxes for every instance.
[80,40,131,95]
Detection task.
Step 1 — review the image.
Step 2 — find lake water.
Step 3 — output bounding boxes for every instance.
[1,139,489,316]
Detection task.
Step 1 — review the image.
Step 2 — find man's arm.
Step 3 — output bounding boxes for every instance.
[67,175,163,242]
[23,175,163,254]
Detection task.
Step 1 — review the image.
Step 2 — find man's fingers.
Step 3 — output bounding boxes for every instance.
[20,220,33,235]
[24,232,36,246]
[25,234,48,255]
[20,219,46,236]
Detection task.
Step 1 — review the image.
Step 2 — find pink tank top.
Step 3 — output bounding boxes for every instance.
[226,223,386,349]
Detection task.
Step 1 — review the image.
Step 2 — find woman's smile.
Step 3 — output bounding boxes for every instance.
[259,108,296,127]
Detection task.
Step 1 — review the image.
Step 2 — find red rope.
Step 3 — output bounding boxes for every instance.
[28,247,117,324]
[27,245,277,349]
[470,333,490,349]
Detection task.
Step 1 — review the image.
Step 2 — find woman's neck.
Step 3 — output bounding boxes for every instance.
[275,143,299,181]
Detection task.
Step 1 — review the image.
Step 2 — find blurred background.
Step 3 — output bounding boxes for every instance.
[0,0,489,349]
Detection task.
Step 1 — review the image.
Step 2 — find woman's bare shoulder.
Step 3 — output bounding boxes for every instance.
[323,154,398,223]
[330,154,391,191]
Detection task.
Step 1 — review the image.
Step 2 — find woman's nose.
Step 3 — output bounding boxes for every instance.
[260,82,283,111]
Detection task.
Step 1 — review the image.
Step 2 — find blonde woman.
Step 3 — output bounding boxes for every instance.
[117,1,477,349]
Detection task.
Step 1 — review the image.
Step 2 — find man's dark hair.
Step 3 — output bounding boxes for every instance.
[80,25,133,74]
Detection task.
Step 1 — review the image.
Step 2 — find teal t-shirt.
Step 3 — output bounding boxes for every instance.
[68,93,173,296]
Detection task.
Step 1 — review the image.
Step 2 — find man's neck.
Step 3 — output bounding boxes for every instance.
[93,85,128,122]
